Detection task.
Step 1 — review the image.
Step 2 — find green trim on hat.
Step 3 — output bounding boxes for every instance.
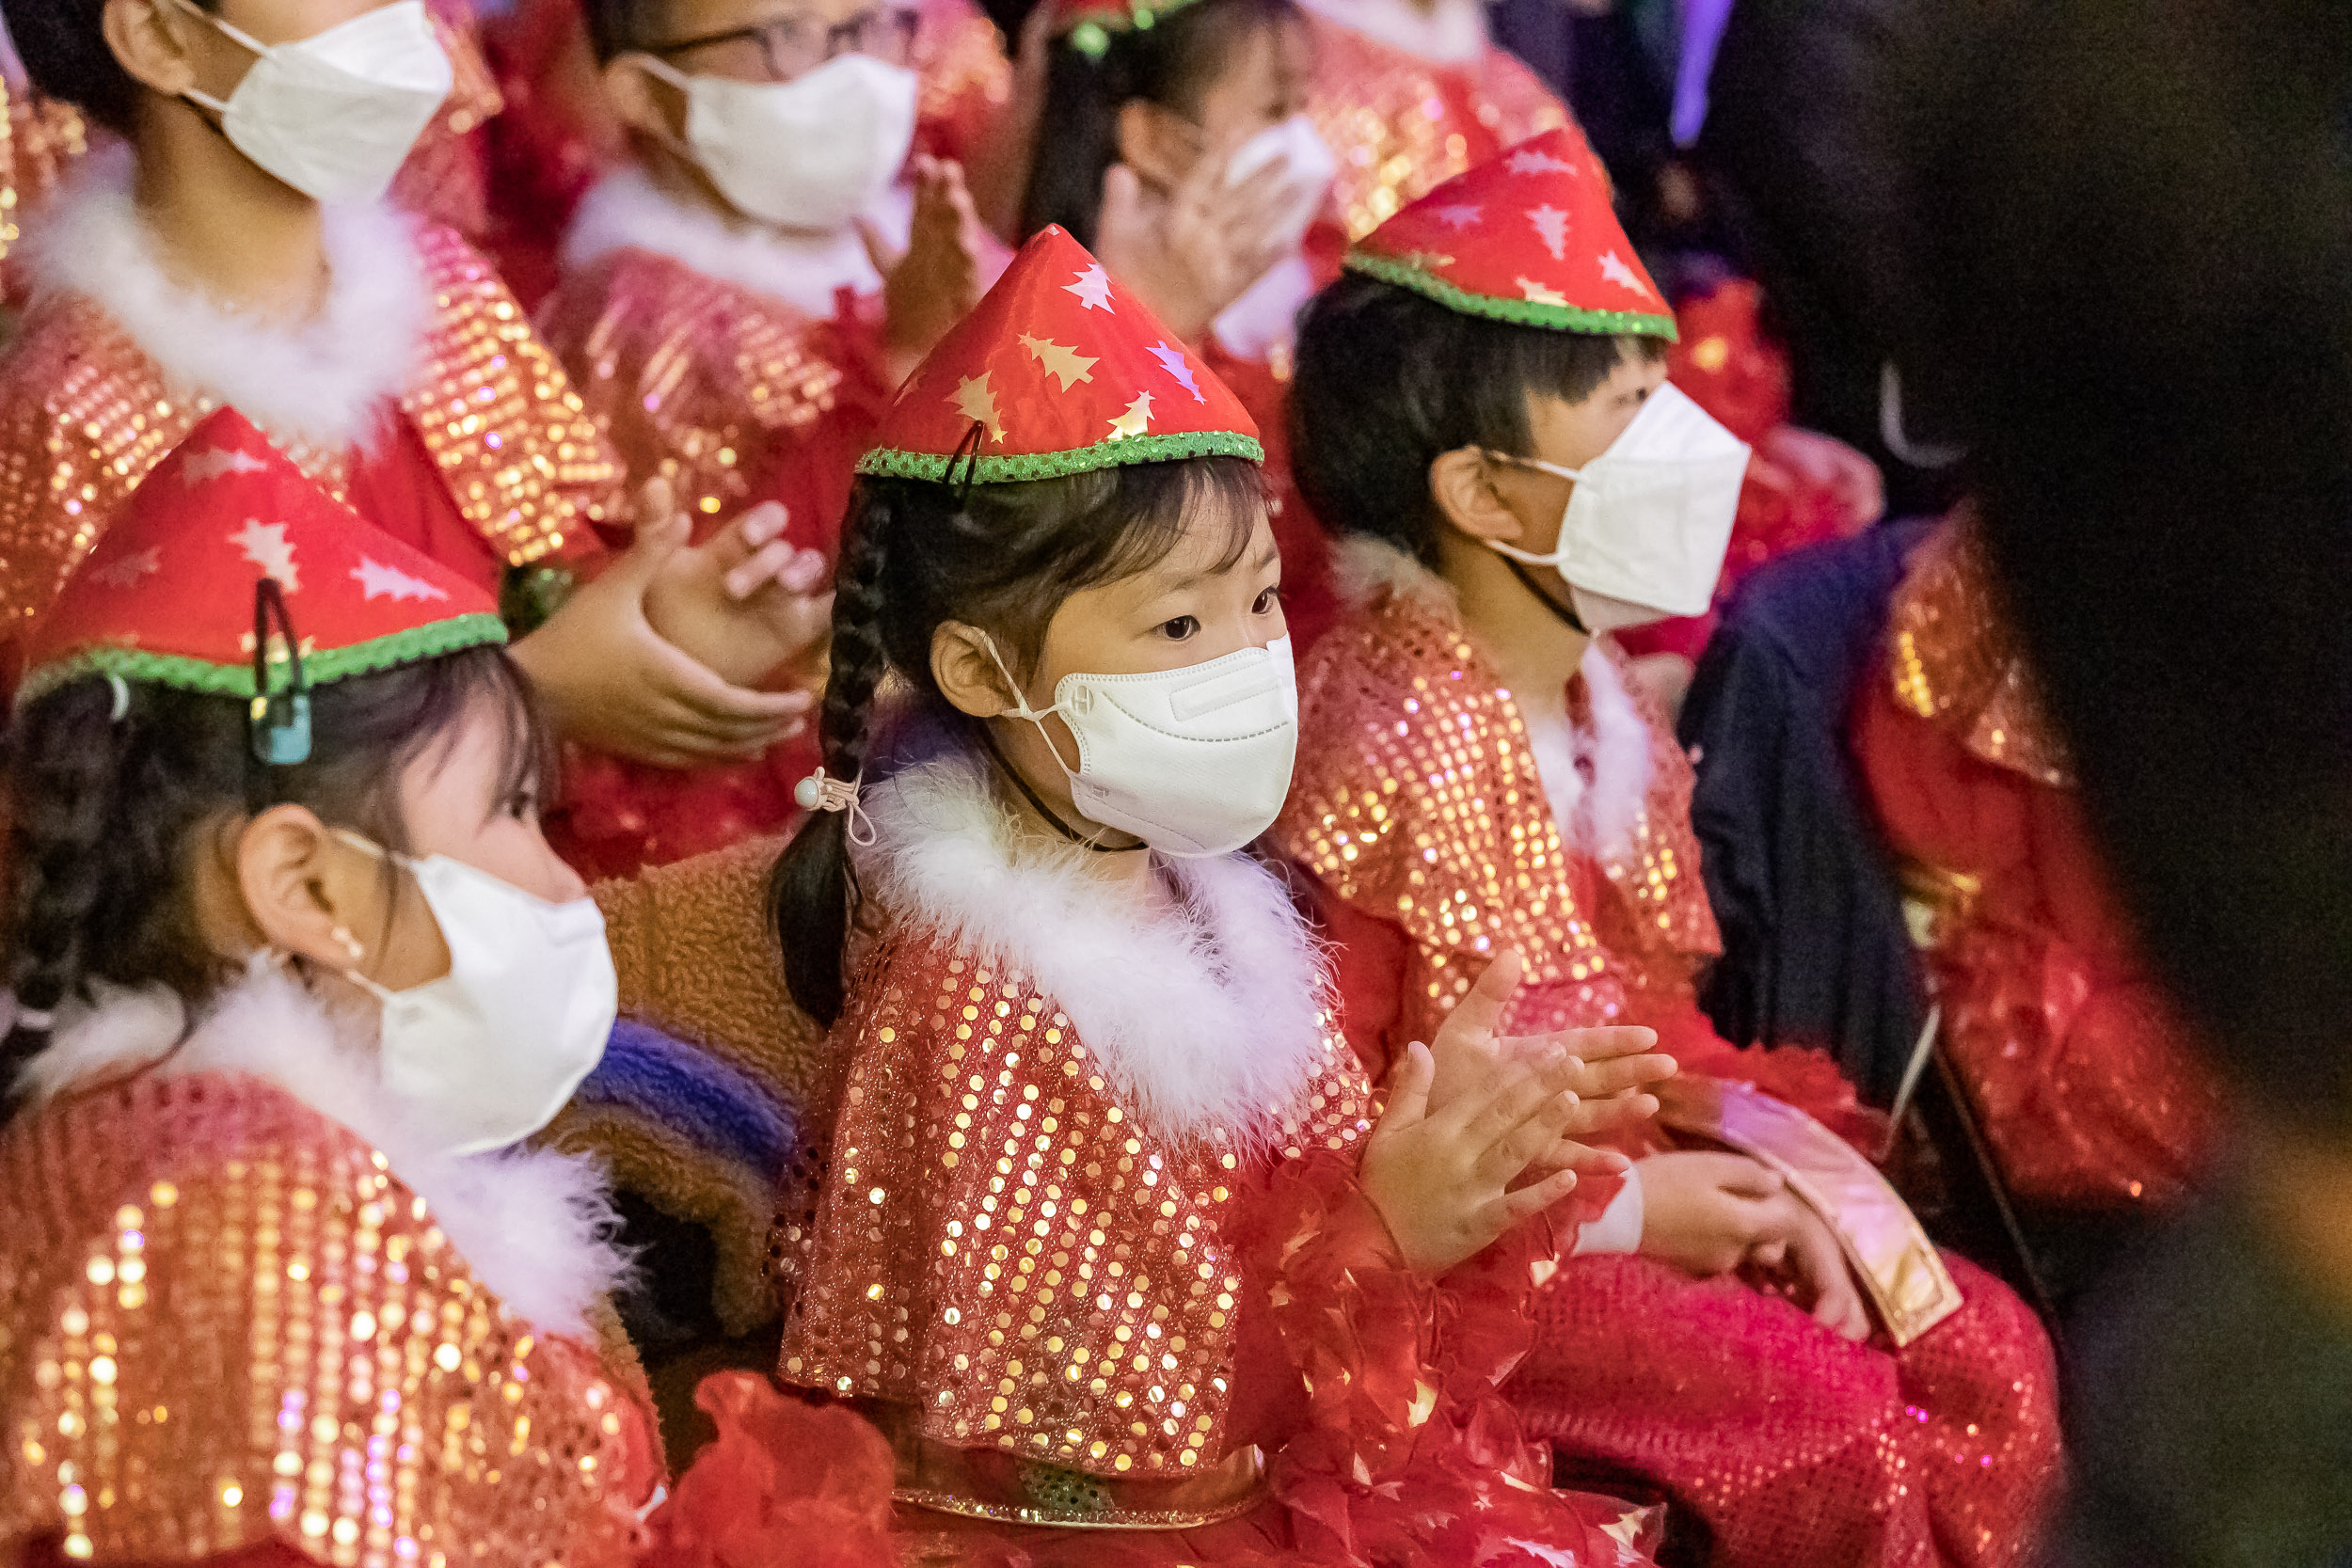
[855,428,1264,484]
[1343,251,1679,341]
[15,611,509,710]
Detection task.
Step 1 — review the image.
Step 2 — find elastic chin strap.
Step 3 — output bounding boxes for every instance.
[1502,556,1590,635]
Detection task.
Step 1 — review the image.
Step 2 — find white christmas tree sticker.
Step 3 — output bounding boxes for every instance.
[89,546,162,591]
[1518,277,1571,307]
[1431,203,1485,230]
[1148,342,1206,404]
[1506,148,1577,177]
[230,518,299,592]
[1597,250,1651,296]
[1020,334,1099,392]
[180,446,270,486]
[1106,391,1155,440]
[351,556,451,603]
[1064,264,1116,312]
[951,373,1006,441]
[1529,204,1570,261]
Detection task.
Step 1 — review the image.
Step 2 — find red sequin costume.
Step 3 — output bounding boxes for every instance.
[632,746,1662,1565]
[0,156,621,684]
[0,974,660,1568]
[1852,515,2222,1208]
[1272,544,2063,1566]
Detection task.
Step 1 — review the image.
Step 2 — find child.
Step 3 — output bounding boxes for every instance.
[0,0,818,787]
[532,0,1001,875]
[1853,511,2221,1211]
[0,409,659,1565]
[1277,133,2062,1565]
[610,225,1679,1564]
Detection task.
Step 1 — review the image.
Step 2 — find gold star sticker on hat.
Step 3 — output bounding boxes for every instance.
[1106,391,1154,441]
[1020,333,1099,392]
[1517,277,1570,307]
[951,372,1006,441]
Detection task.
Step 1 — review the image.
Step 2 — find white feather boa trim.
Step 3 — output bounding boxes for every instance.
[23,148,431,451]
[14,969,628,1338]
[857,747,1331,1148]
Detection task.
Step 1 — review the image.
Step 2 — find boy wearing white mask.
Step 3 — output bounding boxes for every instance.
[535,0,1007,874]
[0,409,660,1563]
[0,0,832,868]
[1275,132,2063,1568]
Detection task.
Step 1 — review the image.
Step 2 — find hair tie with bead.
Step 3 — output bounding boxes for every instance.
[795,767,877,847]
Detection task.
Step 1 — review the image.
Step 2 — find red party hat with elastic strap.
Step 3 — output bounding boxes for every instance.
[856,226,1261,484]
[1346,129,1677,341]
[20,407,505,710]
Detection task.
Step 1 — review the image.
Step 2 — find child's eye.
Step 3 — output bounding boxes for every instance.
[1159,615,1200,641]
[1252,586,1281,615]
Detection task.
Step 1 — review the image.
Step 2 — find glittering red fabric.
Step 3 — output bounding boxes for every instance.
[1512,1249,2060,1567]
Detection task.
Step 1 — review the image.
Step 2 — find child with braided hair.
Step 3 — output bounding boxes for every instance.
[601,226,1683,1566]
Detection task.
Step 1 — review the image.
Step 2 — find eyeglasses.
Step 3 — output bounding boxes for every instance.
[645,8,921,81]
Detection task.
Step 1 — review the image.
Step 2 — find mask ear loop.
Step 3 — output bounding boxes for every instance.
[1477,450,1592,635]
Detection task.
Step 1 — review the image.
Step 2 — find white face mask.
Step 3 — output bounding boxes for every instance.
[637,52,918,232]
[1224,113,1338,258]
[336,833,616,1156]
[1486,382,1750,631]
[986,635,1300,858]
[172,0,453,206]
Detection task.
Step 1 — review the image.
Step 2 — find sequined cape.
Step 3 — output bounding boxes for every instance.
[0,220,621,649]
[1859,515,2220,1207]
[1303,13,1580,242]
[1278,571,2064,1564]
[0,1073,647,1568]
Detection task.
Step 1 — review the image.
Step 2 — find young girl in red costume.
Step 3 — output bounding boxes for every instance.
[614,225,1681,1566]
[0,409,660,1567]
[1274,133,2062,1566]
[0,0,825,836]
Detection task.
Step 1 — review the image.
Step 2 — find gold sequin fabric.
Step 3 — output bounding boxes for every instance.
[1274,585,1719,1053]
[778,927,1375,1499]
[0,221,620,641]
[536,248,863,526]
[0,87,87,271]
[1887,515,2074,788]
[0,1073,639,1568]
[386,0,506,239]
[1304,15,1579,242]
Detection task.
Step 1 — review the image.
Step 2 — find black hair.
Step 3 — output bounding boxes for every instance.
[1018,0,1301,247]
[0,646,552,1120]
[770,454,1262,1023]
[580,0,674,65]
[5,0,221,134]
[1288,271,1670,563]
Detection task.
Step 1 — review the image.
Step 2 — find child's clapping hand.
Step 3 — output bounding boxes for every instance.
[1359,1041,1594,1275]
[639,481,833,694]
[1425,949,1677,1175]
[869,156,991,384]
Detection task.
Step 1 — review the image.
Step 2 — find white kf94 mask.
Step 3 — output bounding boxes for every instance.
[987,635,1300,858]
[172,0,453,206]
[636,53,919,231]
[1486,382,1751,632]
[1224,113,1339,257]
[335,832,616,1156]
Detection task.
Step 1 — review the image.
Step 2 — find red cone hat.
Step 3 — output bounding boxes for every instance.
[21,408,504,705]
[1346,129,1677,340]
[857,226,1261,484]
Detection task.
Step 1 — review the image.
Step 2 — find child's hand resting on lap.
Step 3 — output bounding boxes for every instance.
[1637,1149,1872,1341]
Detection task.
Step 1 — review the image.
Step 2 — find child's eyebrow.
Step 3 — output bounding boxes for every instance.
[1156,539,1280,594]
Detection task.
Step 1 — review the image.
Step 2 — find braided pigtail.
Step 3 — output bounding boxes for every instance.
[771,486,898,1025]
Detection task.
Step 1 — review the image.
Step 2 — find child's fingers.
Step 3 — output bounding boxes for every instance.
[1376,1041,1436,1133]
[1481,1166,1582,1234]
[1529,1136,1632,1177]
[1500,1024,1659,1066]
[1446,1052,1558,1142]
[723,539,798,601]
[1570,1053,1678,1101]
[1476,1078,1588,1186]
[1438,949,1524,1052]
[1557,1087,1661,1141]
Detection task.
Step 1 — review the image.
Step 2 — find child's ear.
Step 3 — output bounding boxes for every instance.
[230,805,373,973]
[104,0,201,97]
[931,622,1020,720]
[1115,99,1192,192]
[602,55,678,143]
[1429,446,1528,546]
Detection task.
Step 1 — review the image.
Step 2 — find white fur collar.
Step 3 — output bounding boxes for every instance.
[24,149,432,451]
[561,166,902,319]
[15,970,628,1338]
[858,747,1330,1148]
[1295,0,1490,65]
[1337,537,1654,859]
